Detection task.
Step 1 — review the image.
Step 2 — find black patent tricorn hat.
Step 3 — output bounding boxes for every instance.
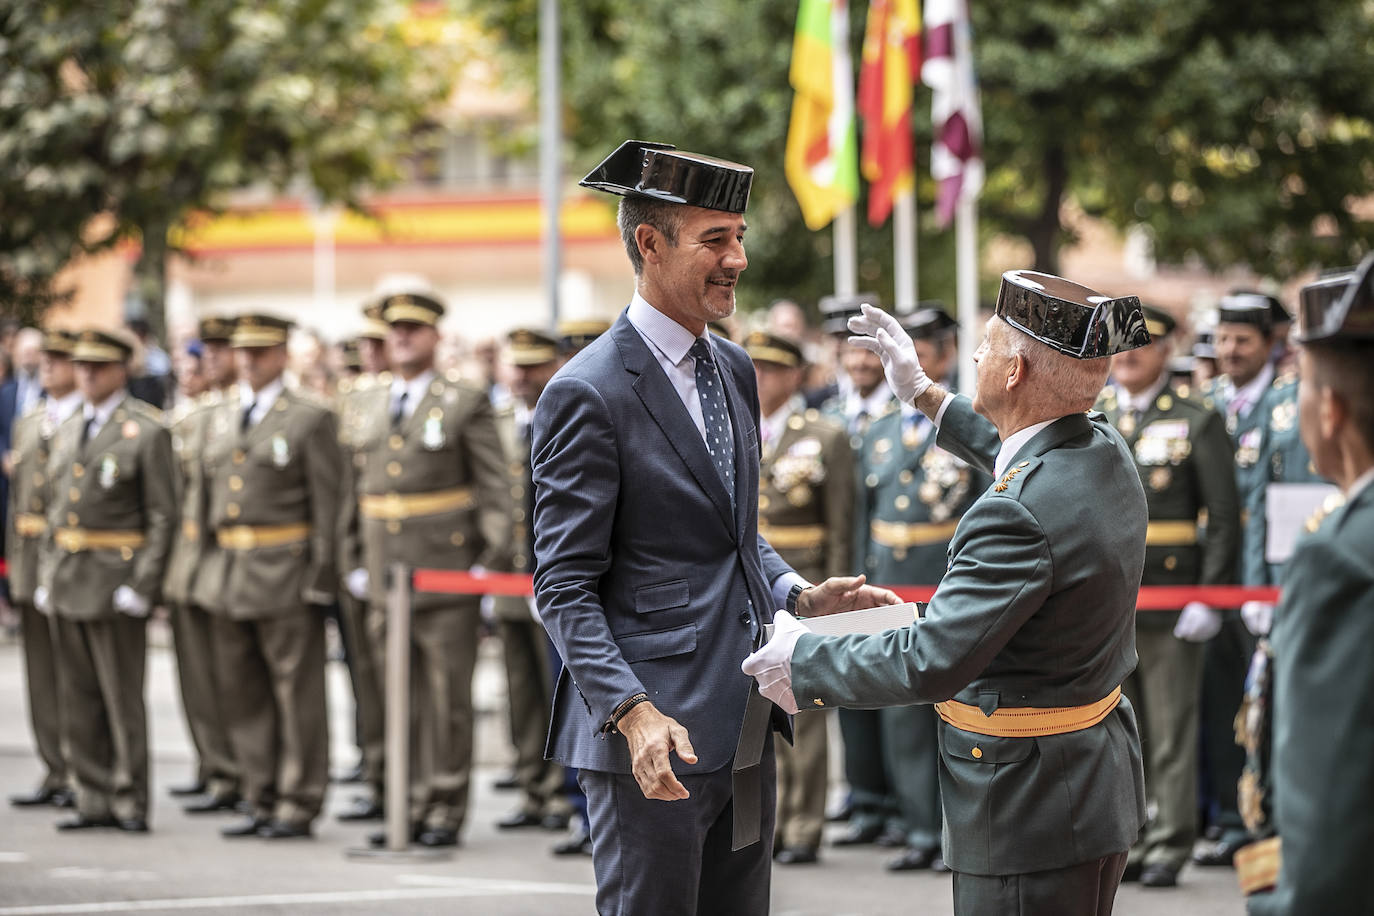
[994,270,1150,359]
[1297,254,1374,344]
[579,140,753,214]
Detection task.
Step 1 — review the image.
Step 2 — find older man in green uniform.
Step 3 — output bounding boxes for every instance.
[1097,305,1241,887]
[162,315,242,812]
[39,329,176,832]
[193,314,342,840]
[5,329,80,810]
[746,271,1152,915]
[347,291,512,849]
[857,306,988,873]
[745,329,853,866]
[1240,259,1374,913]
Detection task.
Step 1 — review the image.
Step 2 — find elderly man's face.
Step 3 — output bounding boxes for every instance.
[1215,323,1270,387]
[971,318,1012,419]
[649,206,748,326]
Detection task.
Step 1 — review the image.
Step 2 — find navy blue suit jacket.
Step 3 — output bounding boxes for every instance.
[532,310,793,776]
[0,378,19,571]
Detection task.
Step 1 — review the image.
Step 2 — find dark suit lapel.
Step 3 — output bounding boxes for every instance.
[612,316,735,536]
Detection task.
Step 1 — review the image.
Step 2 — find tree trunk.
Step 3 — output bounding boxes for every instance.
[1027,145,1067,275]
[133,217,169,346]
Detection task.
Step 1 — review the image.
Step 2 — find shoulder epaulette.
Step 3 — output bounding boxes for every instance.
[991,458,1040,497]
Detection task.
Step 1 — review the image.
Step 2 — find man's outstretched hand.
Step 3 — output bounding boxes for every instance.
[797,574,902,618]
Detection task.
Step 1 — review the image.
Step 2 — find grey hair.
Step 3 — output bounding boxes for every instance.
[618,196,684,275]
[1006,326,1111,413]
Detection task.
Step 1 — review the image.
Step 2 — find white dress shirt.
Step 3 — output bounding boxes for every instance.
[626,292,730,445]
[1113,372,1170,416]
[842,385,894,434]
[389,369,436,424]
[81,390,125,440]
[238,376,285,429]
[1222,362,1274,421]
[46,390,83,428]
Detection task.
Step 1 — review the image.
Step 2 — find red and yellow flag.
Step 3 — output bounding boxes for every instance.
[857,0,921,227]
[785,0,860,231]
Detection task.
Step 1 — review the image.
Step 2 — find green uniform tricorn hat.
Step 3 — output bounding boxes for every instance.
[1215,292,1276,335]
[40,328,79,356]
[820,292,881,336]
[71,328,134,363]
[903,303,958,341]
[1139,304,1177,339]
[198,315,236,343]
[994,270,1150,359]
[744,330,804,369]
[381,292,445,327]
[1297,254,1374,344]
[507,328,564,367]
[579,140,753,214]
[231,313,292,348]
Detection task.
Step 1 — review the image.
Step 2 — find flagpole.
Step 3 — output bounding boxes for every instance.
[834,205,858,296]
[539,0,561,329]
[955,194,978,392]
[893,189,918,312]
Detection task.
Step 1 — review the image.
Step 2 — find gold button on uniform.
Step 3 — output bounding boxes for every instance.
[894,495,910,510]
[1164,555,1178,571]
[69,488,81,502]
[32,472,45,486]
[389,435,404,450]
[971,746,983,759]
[865,474,879,488]
[813,699,825,707]
[449,532,465,546]
[232,450,246,465]
[226,503,241,519]
[387,461,402,477]
[898,469,914,485]
[72,464,85,478]
[120,546,134,561]
[387,521,402,535]
[67,512,79,526]
[228,475,243,492]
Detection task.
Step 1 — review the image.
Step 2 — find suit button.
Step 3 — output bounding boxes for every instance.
[739,611,751,624]
[971,746,983,759]
[813,699,825,707]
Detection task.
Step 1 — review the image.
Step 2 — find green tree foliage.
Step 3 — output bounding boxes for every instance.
[468,0,1374,313]
[0,0,455,328]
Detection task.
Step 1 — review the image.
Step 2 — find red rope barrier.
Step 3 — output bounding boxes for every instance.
[409,569,1280,611]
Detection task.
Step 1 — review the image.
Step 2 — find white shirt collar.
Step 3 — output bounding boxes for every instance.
[239,375,286,424]
[47,390,83,425]
[1225,363,1274,417]
[1114,372,1170,415]
[846,385,892,421]
[390,369,436,405]
[760,401,794,447]
[82,390,125,435]
[994,418,1058,479]
[628,291,704,366]
[1347,467,1374,502]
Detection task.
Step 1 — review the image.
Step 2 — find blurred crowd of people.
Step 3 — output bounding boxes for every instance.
[0,275,1332,887]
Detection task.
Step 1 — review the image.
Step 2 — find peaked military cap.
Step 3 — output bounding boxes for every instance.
[744,330,804,368]
[1215,292,1275,334]
[507,328,564,367]
[198,315,236,343]
[994,270,1150,359]
[359,302,390,341]
[580,140,753,214]
[340,339,363,371]
[40,328,78,356]
[381,292,445,326]
[1139,304,1177,339]
[231,313,292,348]
[71,328,134,363]
[903,303,958,340]
[1297,254,1374,344]
[820,292,881,335]
[558,318,611,351]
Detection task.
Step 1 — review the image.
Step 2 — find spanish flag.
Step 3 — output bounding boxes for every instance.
[857,0,921,227]
[785,0,859,231]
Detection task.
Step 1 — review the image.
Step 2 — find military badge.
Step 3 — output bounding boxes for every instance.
[99,454,119,490]
[1270,401,1295,433]
[423,412,446,450]
[271,434,290,468]
[1236,428,1261,468]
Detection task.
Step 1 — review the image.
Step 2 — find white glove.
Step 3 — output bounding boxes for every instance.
[34,586,51,616]
[112,586,150,618]
[1173,601,1222,642]
[741,610,811,715]
[1241,600,1275,636]
[345,567,370,601]
[846,303,933,405]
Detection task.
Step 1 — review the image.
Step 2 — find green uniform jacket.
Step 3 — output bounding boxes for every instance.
[6,405,59,603]
[791,396,1147,875]
[161,392,221,606]
[489,398,534,623]
[41,396,176,617]
[758,405,853,584]
[1096,385,1240,616]
[1248,481,1374,915]
[192,386,341,617]
[1243,376,1326,585]
[346,370,512,611]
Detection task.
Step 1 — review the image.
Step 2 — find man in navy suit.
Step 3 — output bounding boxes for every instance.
[532,140,897,916]
[1,328,46,600]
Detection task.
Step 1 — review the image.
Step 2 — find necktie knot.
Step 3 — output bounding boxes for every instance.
[241,400,257,433]
[392,389,408,429]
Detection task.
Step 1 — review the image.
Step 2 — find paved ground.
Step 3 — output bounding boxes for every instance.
[0,625,1245,914]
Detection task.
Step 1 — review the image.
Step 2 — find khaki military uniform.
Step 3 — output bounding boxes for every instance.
[1098,383,1241,871]
[759,404,853,852]
[191,385,342,829]
[162,391,239,801]
[5,399,77,796]
[42,395,176,822]
[347,369,512,833]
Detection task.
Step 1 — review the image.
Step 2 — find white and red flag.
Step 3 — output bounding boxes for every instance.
[922,0,982,227]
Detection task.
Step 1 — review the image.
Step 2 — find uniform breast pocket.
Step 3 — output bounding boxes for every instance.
[634,579,689,615]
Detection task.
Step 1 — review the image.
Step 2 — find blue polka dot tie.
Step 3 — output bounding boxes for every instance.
[690,337,735,502]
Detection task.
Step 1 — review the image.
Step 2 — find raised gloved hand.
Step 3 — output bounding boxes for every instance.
[345,567,370,601]
[741,610,811,715]
[1173,601,1222,642]
[1241,600,1275,636]
[112,585,150,618]
[34,586,51,616]
[847,303,932,406]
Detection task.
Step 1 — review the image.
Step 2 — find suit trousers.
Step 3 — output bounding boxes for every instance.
[169,603,239,798]
[53,613,148,821]
[19,602,67,791]
[1123,625,1204,869]
[338,592,385,797]
[212,608,329,827]
[775,706,828,850]
[1200,616,1254,841]
[952,851,1129,916]
[580,749,776,916]
[882,703,943,851]
[496,617,567,818]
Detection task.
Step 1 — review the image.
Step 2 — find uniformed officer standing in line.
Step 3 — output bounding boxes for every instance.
[557,319,612,357]
[39,329,176,832]
[162,316,242,812]
[1097,305,1241,887]
[5,329,80,810]
[747,330,853,866]
[1194,295,1287,866]
[1241,260,1374,914]
[490,328,573,834]
[818,294,897,438]
[346,292,512,849]
[193,314,342,840]
[856,307,988,872]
